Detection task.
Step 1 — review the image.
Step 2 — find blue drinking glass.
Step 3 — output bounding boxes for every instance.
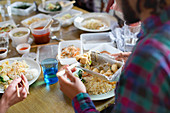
[41,58,58,85]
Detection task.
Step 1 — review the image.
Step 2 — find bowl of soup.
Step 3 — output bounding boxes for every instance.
[9,27,30,47]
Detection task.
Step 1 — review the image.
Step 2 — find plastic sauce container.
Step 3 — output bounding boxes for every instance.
[30,20,51,44]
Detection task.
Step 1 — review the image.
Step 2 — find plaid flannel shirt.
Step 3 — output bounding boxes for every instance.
[72,6,170,113]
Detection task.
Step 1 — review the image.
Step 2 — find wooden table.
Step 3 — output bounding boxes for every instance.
[0,0,115,113]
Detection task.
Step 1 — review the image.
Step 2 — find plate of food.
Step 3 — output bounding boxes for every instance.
[0,57,41,93]
[74,13,117,32]
[38,0,73,14]
[21,13,52,27]
[0,20,17,34]
[74,68,117,101]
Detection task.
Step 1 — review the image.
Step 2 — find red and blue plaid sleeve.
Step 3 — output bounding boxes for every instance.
[72,93,99,113]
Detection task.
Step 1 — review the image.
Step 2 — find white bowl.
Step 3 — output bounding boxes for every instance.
[9,27,30,47]
[16,43,30,55]
[0,48,8,59]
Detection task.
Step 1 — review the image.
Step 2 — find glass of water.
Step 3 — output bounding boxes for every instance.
[0,33,9,48]
[41,58,58,85]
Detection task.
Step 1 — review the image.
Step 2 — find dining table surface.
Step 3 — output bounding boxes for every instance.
[0,0,116,113]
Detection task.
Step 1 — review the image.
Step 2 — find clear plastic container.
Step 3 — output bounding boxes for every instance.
[29,20,51,44]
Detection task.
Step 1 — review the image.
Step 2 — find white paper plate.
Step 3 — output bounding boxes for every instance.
[90,88,115,101]
[0,57,41,93]
[38,0,73,14]
[73,68,116,101]
[74,13,117,32]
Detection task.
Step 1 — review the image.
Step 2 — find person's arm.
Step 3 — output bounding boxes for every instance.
[0,75,29,113]
[58,66,99,113]
[72,93,98,113]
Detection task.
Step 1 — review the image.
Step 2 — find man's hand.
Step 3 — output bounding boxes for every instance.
[110,0,122,11]
[0,75,29,113]
[58,66,86,100]
[111,52,131,63]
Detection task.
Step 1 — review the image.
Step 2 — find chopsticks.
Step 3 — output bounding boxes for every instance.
[60,1,76,8]
[16,85,20,97]
[16,73,30,97]
[21,79,30,95]
[31,42,59,48]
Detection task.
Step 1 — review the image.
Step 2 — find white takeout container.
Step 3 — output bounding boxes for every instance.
[90,44,122,54]
[0,20,17,35]
[53,9,83,27]
[21,13,52,27]
[16,43,30,55]
[58,40,83,65]
[10,2,35,16]
[77,52,124,81]
[9,27,30,47]
[81,32,115,50]
[0,48,8,59]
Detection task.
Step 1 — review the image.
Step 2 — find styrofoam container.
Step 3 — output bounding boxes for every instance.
[81,32,115,50]
[53,9,83,27]
[10,2,35,16]
[0,20,17,35]
[90,44,122,54]
[21,13,52,27]
[58,40,83,65]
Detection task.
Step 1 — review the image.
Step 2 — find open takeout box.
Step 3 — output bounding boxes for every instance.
[75,52,124,81]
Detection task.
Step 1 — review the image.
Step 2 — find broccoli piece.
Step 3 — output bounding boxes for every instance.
[78,70,83,79]
[0,76,6,83]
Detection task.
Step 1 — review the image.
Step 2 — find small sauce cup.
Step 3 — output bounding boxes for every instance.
[0,47,8,59]
[16,43,30,55]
